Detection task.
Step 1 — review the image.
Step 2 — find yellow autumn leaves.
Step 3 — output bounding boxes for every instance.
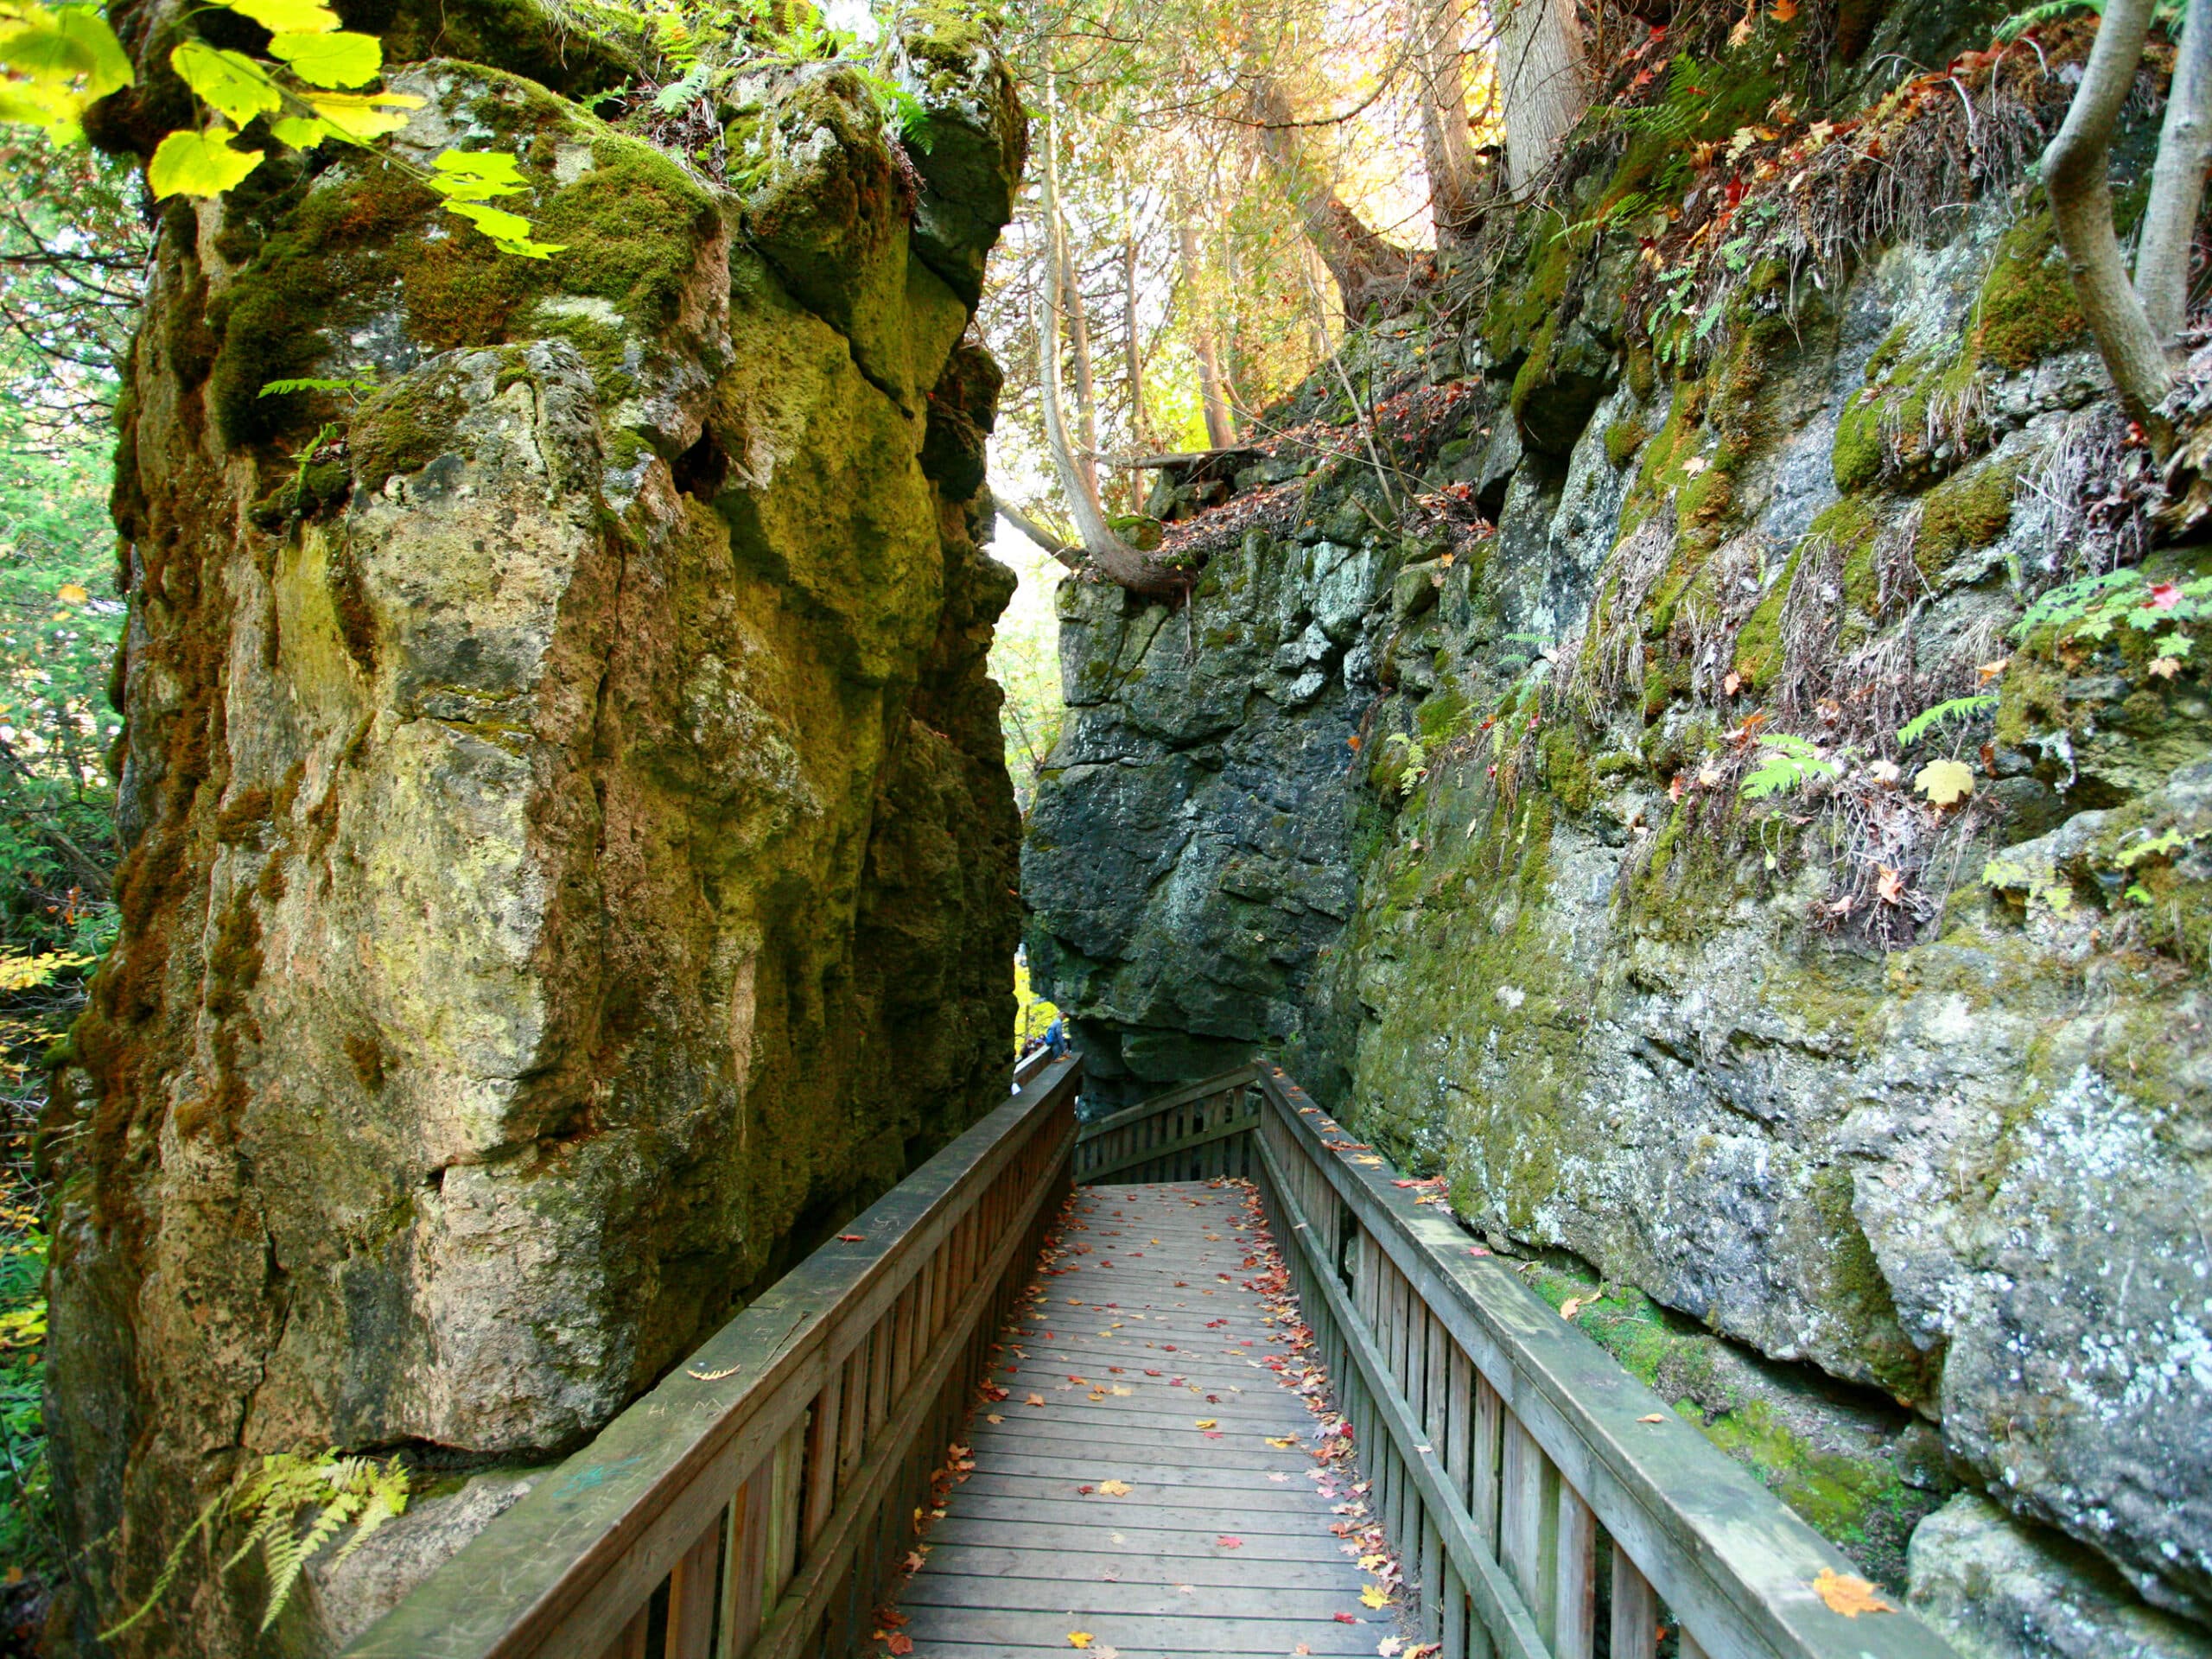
[0,0,556,256]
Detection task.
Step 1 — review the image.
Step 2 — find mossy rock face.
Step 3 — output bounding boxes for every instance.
[1973,211,2087,372]
[1915,457,2017,579]
[59,22,1030,1657]
[1025,49,2212,1642]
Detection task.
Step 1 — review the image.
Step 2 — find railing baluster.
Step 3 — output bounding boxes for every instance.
[1554,1484,1597,1659]
[804,1377,842,1547]
[1611,1547,1658,1659]
[720,1468,770,1658]
[1421,1312,1448,1645]
[664,1514,721,1659]
[1471,1374,1503,1554]
[597,1605,650,1659]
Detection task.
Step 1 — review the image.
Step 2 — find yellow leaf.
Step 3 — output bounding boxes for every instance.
[1361,1584,1394,1609]
[1560,1297,1584,1320]
[1096,1478,1133,1496]
[304,88,422,141]
[1194,1419,1217,1428]
[221,0,342,33]
[169,40,283,125]
[1913,757,1974,806]
[56,583,86,604]
[1812,1567,1895,1618]
[266,29,381,89]
[1068,1634,1093,1649]
[147,127,263,199]
[1637,1413,1666,1423]
[1265,1436,1297,1448]
[1358,1553,1390,1571]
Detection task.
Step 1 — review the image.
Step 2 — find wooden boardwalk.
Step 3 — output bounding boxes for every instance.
[892,1180,1390,1658]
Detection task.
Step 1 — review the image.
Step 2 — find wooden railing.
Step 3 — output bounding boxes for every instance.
[1079,1062,1960,1659]
[344,1055,1082,1659]
[1069,1062,1261,1184]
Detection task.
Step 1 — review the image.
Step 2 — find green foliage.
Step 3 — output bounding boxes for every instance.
[2012,568,2212,651]
[1,0,562,258]
[1897,694,1998,747]
[1740,734,1840,798]
[103,1452,411,1639]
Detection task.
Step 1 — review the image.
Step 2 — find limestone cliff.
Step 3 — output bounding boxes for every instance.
[45,5,1026,1652]
[1026,6,2212,1652]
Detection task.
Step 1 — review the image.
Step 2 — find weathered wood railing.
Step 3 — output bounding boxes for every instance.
[345,1054,1081,1659]
[1077,1061,1959,1659]
[1069,1062,1261,1184]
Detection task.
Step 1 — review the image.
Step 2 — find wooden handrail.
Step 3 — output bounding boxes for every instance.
[1071,1062,1260,1185]
[1070,1060,1960,1659]
[343,1056,1081,1659]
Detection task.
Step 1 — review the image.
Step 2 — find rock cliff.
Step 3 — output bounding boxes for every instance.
[45,5,1026,1651]
[1026,6,2211,1651]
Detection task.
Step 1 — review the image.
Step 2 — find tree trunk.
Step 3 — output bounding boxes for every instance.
[1062,240,1103,508]
[1414,0,1485,243]
[1497,0,1590,192]
[1039,87,1187,594]
[49,14,1028,1656]
[2043,0,2178,441]
[2137,0,2212,346]
[1248,72,1421,318]
[1179,217,1241,448]
[1122,232,1152,453]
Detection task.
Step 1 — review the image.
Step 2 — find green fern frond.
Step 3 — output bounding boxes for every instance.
[1897,693,1998,747]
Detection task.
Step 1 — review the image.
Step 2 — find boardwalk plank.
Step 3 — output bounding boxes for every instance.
[893,1183,1380,1658]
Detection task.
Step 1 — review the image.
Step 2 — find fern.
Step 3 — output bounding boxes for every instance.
[257,376,378,399]
[102,1452,410,1639]
[1740,734,1840,798]
[1993,0,2181,37]
[2010,568,2141,639]
[1897,693,1998,747]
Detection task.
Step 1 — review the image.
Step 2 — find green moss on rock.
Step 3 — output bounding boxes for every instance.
[1974,211,2087,372]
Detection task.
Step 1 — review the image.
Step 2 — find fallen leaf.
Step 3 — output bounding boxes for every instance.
[1771,0,1797,18]
[2151,657,2183,679]
[1977,658,2009,683]
[1359,1553,1390,1571]
[1334,1612,1358,1624]
[1096,1478,1134,1496]
[838,1234,867,1243]
[1026,1393,1046,1407]
[1195,1419,1217,1428]
[1682,454,1710,475]
[1217,1535,1244,1549]
[56,583,87,605]
[887,1636,914,1656]
[1812,1567,1895,1617]
[1560,1297,1585,1320]
[1638,1413,1667,1423]
[1723,670,1742,696]
[1266,1435,1299,1448]
[1068,1634,1094,1649]
[1378,1642,1404,1658]
[1361,1585,1394,1609]
[986,1413,1004,1424]
[1876,866,1907,906]
[1914,757,1974,806]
